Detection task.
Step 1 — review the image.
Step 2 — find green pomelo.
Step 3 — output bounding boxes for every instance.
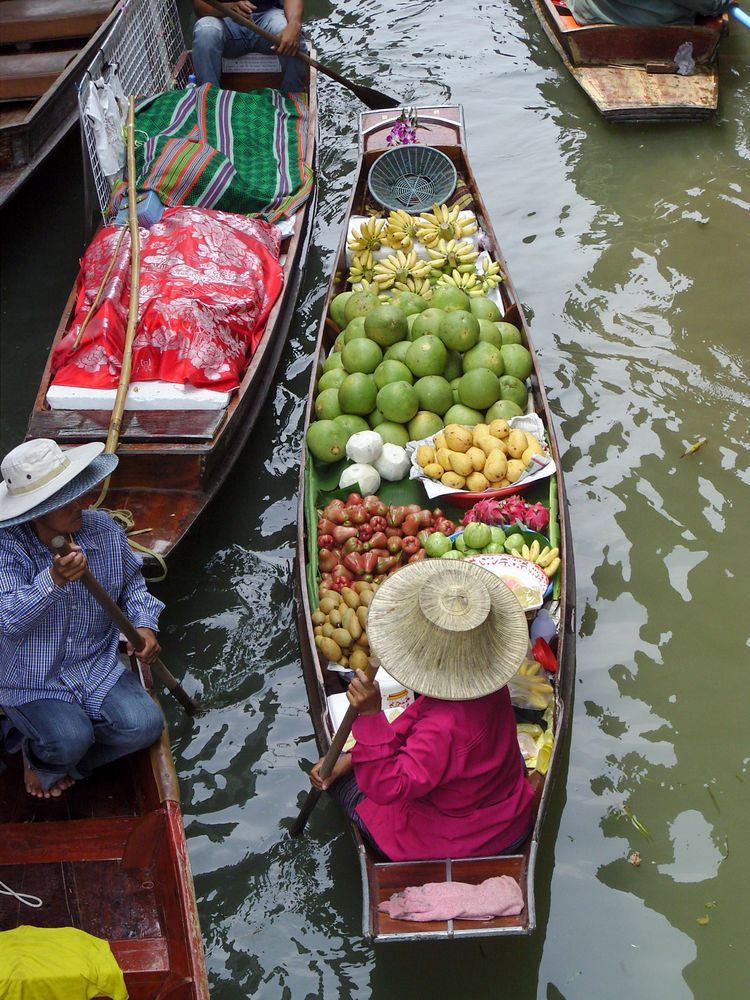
[495,321,523,346]
[318,367,347,392]
[411,307,446,339]
[458,368,501,410]
[334,413,369,440]
[306,420,347,464]
[338,372,378,415]
[430,285,471,313]
[389,290,428,316]
[341,338,383,374]
[406,313,419,333]
[469,296,502,322]
[439,310,480,353]
[343,289,380,324]
[477,318,503,349]
[485,399,523,421]
[463,341,505,377]
[443,349,463,382]
[376,381,419,423]
[405,336,448,378]
[450,378,461,404]
[414,375,453,416]
[443,404,484,426]
[374,359,413,390]
[409,411,444,440]
[343,316,367,343]
[368,408,386,428]
[330,291,353,330]
[322,351,344,372]
[375,422,410,447]
[498,374,529,410]
[314,387,343,421]
[501,344,533,381]
[364,304,409,348]
[384,341,412,364]
[334,332,346,352]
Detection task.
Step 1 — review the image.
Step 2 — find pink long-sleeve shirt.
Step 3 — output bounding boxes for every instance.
[350,687,534,862]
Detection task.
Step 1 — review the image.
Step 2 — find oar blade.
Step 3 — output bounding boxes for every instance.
[350,83,401,110]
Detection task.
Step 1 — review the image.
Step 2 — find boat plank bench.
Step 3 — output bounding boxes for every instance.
[28,408,227,443]
[0,0,114,45]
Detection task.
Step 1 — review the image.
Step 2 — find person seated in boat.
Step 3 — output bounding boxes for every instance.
[192,1,308,92]
[309,560,535,862]
[566,0,733,26]
[0,439,164,800]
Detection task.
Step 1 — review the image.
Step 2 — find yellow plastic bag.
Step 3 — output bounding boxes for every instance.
[0,926,127,1000]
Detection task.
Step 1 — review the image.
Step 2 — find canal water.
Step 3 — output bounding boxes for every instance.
[1,1,748,996]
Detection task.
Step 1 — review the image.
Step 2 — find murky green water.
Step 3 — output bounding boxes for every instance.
[1,1,749,996]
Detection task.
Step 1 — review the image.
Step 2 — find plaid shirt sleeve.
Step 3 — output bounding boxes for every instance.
[117,529,165,630]
[0,533,66,637]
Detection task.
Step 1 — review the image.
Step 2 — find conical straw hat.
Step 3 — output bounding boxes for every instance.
[366,559,529,701]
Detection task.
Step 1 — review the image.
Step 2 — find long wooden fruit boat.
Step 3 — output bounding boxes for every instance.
[295,106,576,941]
[0,0,124,207]
[24,29,318,562]
[530,0,730,122]
[0,693,209,997]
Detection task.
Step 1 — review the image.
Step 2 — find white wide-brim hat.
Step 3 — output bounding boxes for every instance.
[366,559,529,701]
[0,439,118,529]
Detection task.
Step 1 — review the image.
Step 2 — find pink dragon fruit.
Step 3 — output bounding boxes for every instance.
[524,502,550,532]
[462,498,504,525]
[463,495,550,531]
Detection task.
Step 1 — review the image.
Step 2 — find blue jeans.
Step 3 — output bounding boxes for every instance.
[192,6,309,92]
[3,669,164,791]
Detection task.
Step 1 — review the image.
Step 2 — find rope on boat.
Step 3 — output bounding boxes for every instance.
[0,880,42,908]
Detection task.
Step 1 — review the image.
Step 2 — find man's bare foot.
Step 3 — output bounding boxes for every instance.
[23,761,74,799]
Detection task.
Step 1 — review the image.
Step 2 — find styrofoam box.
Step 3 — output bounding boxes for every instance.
[46,382,230,411]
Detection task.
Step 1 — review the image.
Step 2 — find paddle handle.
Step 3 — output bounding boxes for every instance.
[201,0,322,73]
[730,4,750,28]
[290,657,380,837]
[50,536,200,716]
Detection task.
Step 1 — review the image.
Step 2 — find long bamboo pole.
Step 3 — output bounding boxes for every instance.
[290,657,380,837]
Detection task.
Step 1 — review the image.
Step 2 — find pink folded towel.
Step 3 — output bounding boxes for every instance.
[379,876,524,922]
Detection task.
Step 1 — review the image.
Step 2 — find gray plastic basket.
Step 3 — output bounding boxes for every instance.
[367,145,457,214]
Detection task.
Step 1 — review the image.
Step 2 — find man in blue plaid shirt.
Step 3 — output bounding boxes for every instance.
[0,438,165,799]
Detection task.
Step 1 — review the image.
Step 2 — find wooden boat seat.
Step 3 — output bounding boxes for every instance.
[28,407,226,443]
[0,0,114,45]
[0,49,77,101]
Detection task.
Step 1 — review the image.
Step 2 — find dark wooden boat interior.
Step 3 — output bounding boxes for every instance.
[25,53,318,562]
[0,712,208,998]
[531,0,729,122]
[295,106,576,941]
[0,0,122,206]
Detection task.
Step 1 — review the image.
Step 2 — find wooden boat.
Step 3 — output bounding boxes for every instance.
[23,7,318,562]
[0,694,209,997]
[529,0,730,122]
[294,106,576,941]
[0,0,123,207]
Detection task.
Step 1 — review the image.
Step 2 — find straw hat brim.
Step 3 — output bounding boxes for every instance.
[0,447,118,529]
[366,559,529,701]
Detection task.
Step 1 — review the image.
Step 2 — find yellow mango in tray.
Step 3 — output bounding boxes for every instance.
[423,462,445,480]
[416,444,435,468]
[436,447,453,471]
[444,424,473,453]
[466,471,490,492]
[507,429,528,459]
[466,446,486,471]
[484,450,508,483]
[441,471,466,489]
[449,451,473,477]
[489,419,510,440]
[506,459,525,483]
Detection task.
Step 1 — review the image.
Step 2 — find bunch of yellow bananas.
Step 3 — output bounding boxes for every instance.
[347,217,386,255]
[517,658,543,676]
[427,238,479,277]
[476,257,504,294]
[384,209,420,251]
[514,540,561,578]
[393,275,433,298]
[347,250,376,286]
[435,269,481,295]
[372,250,431,290]
[416,203,478,248]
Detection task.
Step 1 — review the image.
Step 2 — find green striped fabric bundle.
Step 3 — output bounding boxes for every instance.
[110,84,312,222]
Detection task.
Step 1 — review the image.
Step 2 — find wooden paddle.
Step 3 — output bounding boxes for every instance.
[50,536,201,717]
[200,0,400,109]
[290,656,380,837]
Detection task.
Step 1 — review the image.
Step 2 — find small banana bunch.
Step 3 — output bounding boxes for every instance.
[476,257,504,294]
[517,540,561,578]
[347,250,376,286]
[393,274,433,298]
[384,209,420,251]
[416,203,478,248]
[435,269,481,295]
[427,238,479,277]
[373,249,431,290]
[348,217,386,255]
[517,658,543,677]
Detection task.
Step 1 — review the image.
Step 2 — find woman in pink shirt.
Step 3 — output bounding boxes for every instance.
[310,560,536,862]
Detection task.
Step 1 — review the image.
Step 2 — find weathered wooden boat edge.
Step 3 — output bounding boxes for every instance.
[294,104,577,942]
